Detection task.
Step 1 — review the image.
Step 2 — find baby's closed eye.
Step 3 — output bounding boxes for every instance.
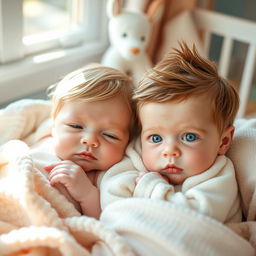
[103,132,119,140]
[68,124,83,129]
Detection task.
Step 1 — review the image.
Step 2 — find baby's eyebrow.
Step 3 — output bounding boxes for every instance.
[141,126,163,134]
[141,126,207,134]
[182,127,207,134]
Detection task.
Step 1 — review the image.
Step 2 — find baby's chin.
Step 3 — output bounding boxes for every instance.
[161,173,186,185]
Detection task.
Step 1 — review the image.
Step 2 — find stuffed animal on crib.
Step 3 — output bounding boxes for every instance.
[101,0,164,86]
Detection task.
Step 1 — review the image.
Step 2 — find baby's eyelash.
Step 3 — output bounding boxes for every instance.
[68,124,83,129]
[182,133,199,142]
[103,133,119,140]
[149,134,162,143]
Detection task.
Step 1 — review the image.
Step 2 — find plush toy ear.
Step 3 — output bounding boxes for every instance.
[107,0,122,18]
[147,0,165,23]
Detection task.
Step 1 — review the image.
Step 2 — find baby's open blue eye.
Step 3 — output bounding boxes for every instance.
[150,135,162,143]
[182,133,198,142]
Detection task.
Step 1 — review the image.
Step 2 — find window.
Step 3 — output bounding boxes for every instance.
[24,0,72,36]
[0,0,107,62]
[0,0,108,105]
[22,0,92,55]
[23,0,74,54]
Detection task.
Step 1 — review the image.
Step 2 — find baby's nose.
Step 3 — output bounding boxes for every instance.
[162,144,181,158]
[80,133,99,148]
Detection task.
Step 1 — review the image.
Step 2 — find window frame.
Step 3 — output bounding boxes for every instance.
[0,0,108,105]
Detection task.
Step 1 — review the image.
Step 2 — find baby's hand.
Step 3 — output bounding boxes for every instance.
[44,161,93,203]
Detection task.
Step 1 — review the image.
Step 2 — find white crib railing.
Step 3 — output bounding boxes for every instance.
[192,8,256,118]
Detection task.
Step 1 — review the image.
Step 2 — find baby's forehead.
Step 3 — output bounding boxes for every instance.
[63,96,131,118]
[139,97,216,122]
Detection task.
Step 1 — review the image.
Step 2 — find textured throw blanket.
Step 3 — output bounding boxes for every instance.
[0,99,134,256]
[0,99,255,255]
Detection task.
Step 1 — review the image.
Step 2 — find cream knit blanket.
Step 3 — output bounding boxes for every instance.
[0,99,134,256]
[99,118,256,255]
[0,99,255,255]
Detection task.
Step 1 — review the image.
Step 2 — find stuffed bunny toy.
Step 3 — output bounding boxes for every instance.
[101,0,164,86]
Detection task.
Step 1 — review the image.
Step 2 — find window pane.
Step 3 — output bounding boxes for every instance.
[23,0,72,36]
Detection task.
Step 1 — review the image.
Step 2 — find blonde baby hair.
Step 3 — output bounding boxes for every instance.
[48,64,135,135]
[48,64,134,116]
[133,42,240,134]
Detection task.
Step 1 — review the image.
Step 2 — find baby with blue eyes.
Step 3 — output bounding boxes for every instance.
[100,43,242,224]
[138,94,226,186]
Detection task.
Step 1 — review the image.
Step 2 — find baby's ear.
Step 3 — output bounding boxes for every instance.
[218,125,235,155]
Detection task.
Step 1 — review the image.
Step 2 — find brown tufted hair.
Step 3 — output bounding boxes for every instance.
[133,42,240,134]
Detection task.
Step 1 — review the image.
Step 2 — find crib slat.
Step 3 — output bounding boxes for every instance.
[237,44,256,118]
[219,37,233,78]
[193,8,256,45]
[193,8,256,117]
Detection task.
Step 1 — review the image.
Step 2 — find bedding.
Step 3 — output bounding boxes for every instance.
[0,99,255,255]
[0,99,134,256]
[100,141,241,223]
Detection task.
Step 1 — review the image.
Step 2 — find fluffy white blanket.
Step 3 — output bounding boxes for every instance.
[0,99,255,255]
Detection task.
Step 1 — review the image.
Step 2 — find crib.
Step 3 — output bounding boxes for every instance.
[191,8,256,118]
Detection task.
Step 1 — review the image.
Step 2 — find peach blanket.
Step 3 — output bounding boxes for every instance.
[0,99,133,256]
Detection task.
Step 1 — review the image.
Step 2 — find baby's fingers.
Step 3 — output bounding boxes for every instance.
[47,166,70,180]
[44,164,59,172]
[49,173,70,186]
[44,160,77,173]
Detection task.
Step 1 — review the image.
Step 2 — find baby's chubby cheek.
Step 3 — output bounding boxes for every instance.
[141,149,155,170]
